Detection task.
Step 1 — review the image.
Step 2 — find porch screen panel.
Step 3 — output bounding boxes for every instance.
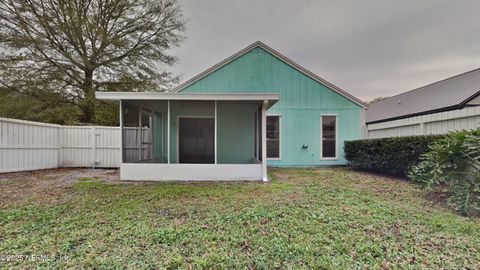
[321,115,337,158]
[178,118,214,163]
[122,103,141,162]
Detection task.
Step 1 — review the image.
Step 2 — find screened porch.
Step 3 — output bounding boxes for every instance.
[96,92,279,181]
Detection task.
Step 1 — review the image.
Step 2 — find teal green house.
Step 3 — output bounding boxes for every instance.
[96,41,367,181]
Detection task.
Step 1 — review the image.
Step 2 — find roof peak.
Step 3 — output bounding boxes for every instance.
[172,41,367,108]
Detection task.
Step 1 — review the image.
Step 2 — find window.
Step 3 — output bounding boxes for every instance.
[321,115,337,159]
[267,115,281,159]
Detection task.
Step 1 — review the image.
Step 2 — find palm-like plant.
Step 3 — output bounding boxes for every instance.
[409,129,480,216]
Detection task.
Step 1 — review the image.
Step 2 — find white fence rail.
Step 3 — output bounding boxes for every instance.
[367,106,480,139]
[0,117,120,173]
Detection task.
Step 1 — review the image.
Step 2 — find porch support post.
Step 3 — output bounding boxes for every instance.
[261,100,268,182]
[119,100,123,164]
[167,100,171,164]
[138,106,142,160]
[214,100,218,164]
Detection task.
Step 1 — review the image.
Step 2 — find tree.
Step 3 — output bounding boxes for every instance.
[0,0,185,125]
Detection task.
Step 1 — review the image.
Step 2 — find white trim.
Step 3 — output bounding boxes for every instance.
[119,100,124,163]
[175,115,215,164]
[266,113,282,160]
[96,92,280,103]
[161,111,165,157]
[261,101,268,182]
[255,110,260,159]
[137,108,142,160]
[320,114,339,160]
[167,100,170,164]
[214,101,218,164]
[169,41,367,108]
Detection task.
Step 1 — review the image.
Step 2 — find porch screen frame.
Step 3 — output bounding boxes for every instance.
[176,115,215,164]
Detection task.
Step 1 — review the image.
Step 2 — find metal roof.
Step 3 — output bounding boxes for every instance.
[367,68,480,124]
[172,41,368,108]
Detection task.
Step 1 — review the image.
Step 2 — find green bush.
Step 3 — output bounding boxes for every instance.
[344,135,444,176]
[409,129,480,216]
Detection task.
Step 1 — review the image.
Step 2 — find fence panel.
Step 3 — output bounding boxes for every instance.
[0,118,60,173]
[0,117,120,173]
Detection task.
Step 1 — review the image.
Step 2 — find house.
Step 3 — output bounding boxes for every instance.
[96,41,367,181]
[367,68,480,138]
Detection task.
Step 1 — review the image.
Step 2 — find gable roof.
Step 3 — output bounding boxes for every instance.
[172,41,367,108]
[367,68,480,124]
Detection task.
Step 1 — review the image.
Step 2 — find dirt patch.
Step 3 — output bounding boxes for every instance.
[0,168,120,208]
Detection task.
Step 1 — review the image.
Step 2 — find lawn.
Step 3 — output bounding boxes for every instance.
[0,168,479,269]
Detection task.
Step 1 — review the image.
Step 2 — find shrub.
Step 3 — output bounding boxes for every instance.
[409,129,480,216]
[344,135,444,176]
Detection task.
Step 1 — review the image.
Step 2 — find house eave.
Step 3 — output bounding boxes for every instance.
[366,104,465,125]
[95,91,280,109]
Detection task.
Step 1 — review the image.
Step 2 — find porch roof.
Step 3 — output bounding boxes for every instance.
[96,92,279,107]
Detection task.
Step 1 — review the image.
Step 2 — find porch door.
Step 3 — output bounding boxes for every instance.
[178,118,215,163]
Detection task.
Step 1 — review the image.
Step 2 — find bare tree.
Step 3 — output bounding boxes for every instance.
[0,0,185,124]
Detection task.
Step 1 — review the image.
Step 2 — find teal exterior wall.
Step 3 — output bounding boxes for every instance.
[217,101,257,164]
[179,47,364,166]
[169,100,257,164]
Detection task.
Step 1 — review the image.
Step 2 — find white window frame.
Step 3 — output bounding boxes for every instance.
[320,114,338,160]
[266,114,282,160]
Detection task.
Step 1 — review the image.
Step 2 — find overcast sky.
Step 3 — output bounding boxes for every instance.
[169,0,480,102]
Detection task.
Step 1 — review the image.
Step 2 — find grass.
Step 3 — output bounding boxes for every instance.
[0,168,479,269]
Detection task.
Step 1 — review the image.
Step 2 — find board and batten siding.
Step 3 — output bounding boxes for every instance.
[367,106,480,139]
[179,47,365,166]
[0,117,120,173]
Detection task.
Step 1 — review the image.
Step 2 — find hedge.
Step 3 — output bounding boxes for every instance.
[344,135,444,177]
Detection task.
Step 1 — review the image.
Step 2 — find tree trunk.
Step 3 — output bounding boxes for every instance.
[80,69,95,124]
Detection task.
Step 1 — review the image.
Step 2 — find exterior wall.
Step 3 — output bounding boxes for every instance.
[0,117,120,173]
[468,95,480,105]
[217,101,257,164]
[168,100,257,164]
[367,106,480,139]
[180,47,364,165]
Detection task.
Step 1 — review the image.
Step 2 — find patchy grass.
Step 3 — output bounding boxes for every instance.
[0,168,479,269]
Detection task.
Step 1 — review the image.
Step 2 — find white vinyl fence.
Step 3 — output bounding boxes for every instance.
[367,106,480,139]
[0,117,120,173]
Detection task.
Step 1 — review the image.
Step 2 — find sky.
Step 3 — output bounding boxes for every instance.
[169,0,480,102]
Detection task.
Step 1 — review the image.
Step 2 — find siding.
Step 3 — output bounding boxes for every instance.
[180,47,364,165]
[367,106,480,139]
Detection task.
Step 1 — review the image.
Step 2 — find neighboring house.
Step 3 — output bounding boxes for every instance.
[96,41,367,181]
[367,68,480,139]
